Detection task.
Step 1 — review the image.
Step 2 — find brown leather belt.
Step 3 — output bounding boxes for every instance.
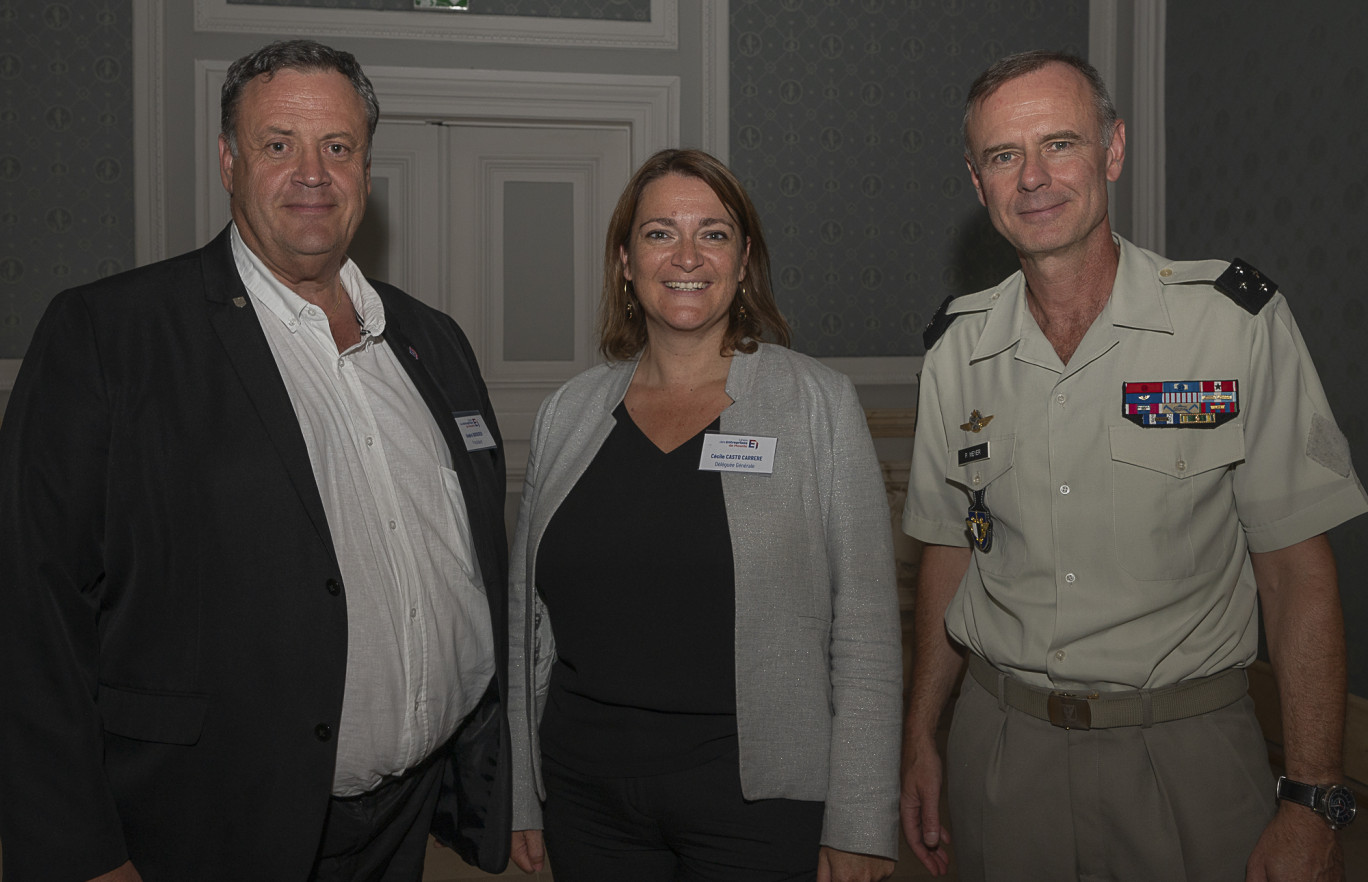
[967,654,1249,730]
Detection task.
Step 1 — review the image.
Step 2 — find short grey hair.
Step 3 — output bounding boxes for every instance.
[221,39,380,160]
[962,50,1118,167]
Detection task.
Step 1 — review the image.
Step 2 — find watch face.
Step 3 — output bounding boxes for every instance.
[1325,786,1357,829]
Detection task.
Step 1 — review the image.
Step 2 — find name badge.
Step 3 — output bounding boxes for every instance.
[698,433,777,475]
[958,442,990,466]
[453,411,497,451]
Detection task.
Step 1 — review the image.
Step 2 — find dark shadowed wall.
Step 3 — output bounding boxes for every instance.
[0,0,135,358]
[1167,1,1368,692]
[729,0,1087,356]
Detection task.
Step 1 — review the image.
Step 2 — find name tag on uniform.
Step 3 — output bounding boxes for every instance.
[698,433,777,475]
[453,411,498,451]
[958,442,990,465]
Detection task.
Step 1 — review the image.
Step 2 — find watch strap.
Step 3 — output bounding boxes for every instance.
[1276,775,1320,809]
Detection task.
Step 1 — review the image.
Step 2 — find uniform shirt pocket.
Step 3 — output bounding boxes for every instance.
[1109,425,1245,581]
[946,434,1020,576]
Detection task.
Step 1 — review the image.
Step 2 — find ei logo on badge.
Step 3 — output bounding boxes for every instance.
[698,433,778,475]
[452,411,497,452]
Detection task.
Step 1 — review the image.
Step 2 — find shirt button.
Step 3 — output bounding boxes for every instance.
[410,607,417,619]
[389,519,397,531]
[1065,573,1076,583]
[315,723,332,741]
[325,578,341,596]
[972,475,982,486]
[1176,459,1187,472]
[365,436,374,447]
[1054,650,1067,662]
[1059,484,1070,495]
[1056,393,1067,405]
[1160,267,1174,278]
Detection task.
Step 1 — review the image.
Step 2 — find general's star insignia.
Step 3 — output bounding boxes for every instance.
[960,410,994,433]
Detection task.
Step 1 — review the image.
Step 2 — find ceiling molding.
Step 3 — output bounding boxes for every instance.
[193,0,677,49]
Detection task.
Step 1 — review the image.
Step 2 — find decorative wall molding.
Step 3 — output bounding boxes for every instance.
[193,0,677,49]
[1089,0,1166,254]
[195,63,679,245]
[1128,0,1167,255]
[133,0,167,265]
[819,356,920,387]
[701,0,729,161]
[0,360,19,392]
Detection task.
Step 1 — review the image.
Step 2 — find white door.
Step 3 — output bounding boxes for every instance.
[357,118,634,522]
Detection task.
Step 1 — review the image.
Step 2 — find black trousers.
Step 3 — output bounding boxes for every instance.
[541,743,825,882]
[308,755,445,882]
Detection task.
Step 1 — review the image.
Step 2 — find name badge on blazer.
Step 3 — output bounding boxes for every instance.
[698,433,777,475]
[453,411,498,451]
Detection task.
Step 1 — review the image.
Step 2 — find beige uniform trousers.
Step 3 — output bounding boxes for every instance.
[947,672,1275,881]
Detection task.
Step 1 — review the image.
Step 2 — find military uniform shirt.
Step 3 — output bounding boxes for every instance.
[903,236,1368,692]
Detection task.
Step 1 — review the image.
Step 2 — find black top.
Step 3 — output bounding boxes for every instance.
[536,402,737,776]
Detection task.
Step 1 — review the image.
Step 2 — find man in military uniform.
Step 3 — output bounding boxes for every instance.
[900,50,1368,881]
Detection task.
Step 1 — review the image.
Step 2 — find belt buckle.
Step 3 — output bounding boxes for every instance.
[1047,692,1094,730]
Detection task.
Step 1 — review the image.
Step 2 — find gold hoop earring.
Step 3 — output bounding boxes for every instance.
[626,300,635,320]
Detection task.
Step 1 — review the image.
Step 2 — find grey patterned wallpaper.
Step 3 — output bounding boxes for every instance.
[1167,2,1368,693]
[729,0,1087,357]
[0,0,135,358]
[226,0,650,19]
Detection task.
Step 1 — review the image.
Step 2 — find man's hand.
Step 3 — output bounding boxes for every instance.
[1246,804,1342,881]
[510,828,546,874]
[901,733,951,876]
[816,845,895,882]
[89,862,143,882]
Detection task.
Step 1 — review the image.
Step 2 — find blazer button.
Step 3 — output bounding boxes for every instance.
[325,579,341,596]
[315,723,332,741]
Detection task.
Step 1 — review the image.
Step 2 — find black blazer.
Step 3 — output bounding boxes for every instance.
[0,226,511,880]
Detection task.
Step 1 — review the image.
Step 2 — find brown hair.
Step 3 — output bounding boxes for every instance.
[598,148,791,361]
[962,50,1118,168]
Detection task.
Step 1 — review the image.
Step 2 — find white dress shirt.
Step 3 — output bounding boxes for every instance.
[232,226,494,796]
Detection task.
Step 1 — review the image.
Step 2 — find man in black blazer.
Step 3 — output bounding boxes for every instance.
[0,40,511,881]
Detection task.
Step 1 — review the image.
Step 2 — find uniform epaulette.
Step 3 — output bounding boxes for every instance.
[1213,259,1278,314]
[922,294,958,349]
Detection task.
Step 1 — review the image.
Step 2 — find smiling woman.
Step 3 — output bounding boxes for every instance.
[506,149,903,882]
[621,174,749,348]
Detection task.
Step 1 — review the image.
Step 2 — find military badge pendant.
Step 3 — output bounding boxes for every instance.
[966,489,993,553]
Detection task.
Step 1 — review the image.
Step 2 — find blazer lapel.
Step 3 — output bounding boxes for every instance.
[200,226,337,558]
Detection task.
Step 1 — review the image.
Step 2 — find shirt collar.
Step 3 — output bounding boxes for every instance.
[968,234,1171,363]
[1109,235,1173,334]
[230,223,387,338]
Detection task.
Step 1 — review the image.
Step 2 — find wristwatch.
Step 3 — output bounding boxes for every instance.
[1276,775,1358,830]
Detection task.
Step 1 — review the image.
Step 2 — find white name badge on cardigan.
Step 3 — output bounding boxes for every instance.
[452,411,498,451]
[698,433,777,475]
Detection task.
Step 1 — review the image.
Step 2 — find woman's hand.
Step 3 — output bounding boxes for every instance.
[510,829,546,873]
[817,845,895,882]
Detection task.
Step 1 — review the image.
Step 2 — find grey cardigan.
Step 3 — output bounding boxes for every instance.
[507,343,901,859]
